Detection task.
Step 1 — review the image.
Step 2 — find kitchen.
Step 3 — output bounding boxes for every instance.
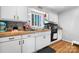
[0,6,79,53]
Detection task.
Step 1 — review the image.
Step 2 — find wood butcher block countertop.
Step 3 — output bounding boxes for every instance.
[0,29,50,37]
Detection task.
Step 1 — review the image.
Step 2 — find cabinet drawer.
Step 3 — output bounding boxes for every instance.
[0,36,14,42]
[0,36,21,42]
[14,36,21,40]
[44,31,51,35]
[38,31,51,36]
[34,33,39,37]
[22,34,35,39]
[38,32,44,36]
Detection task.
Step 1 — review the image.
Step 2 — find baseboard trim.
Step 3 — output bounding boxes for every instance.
[62,39,72,43]
[50,39,61,44]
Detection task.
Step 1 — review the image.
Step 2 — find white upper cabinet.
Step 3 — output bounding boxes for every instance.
[1,6,17,21]
[1,6,27,22]
[49,12,58,24]
[16,6,27,22]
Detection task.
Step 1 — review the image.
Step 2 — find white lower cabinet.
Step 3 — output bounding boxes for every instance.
[0,31,51,53]
[22,34,35,53]
[36,31,51,51]
[36,36,44,51]
[22,38,35,53]
[0,40,21,53]
[44,33,51,46]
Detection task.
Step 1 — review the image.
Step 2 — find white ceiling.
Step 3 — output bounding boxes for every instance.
[41,6,77,14]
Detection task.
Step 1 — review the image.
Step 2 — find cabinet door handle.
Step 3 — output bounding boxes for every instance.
[43,36,46,39]
[19,41,20,45]
[9,37,14,39]
[23,40,24,44]
[9,37,14,40]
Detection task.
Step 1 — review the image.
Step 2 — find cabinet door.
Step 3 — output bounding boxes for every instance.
[36,32,51,51]
[17,6,27,22]
[36,36,44,51]
[0,40,21,53]
[43,33,51,46]
[40,35,50,48]
[22,37,35,53]
[1,6,17,20]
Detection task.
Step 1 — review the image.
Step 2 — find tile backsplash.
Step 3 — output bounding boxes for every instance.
[6,21,26,31]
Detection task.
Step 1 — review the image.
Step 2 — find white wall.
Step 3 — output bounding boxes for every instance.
[49,12,58,24]
[59,7,79,41]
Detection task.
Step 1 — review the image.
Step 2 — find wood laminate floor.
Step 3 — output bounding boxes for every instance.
[49,40,79,53]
